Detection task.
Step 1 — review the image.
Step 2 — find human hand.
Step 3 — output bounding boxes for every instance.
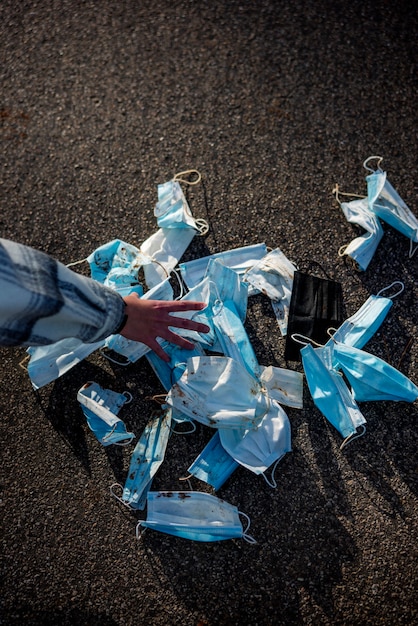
[120,293,210,361]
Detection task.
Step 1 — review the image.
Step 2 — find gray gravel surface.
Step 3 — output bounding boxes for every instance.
[1,1,417,624]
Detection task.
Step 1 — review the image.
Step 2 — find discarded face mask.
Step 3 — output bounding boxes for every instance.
[154,170,208,234]
[285,265,344,361]
[137,490,256,543]
[364,156,418,256]
[243,247,296,335]
[26,337,105,389]
[331,342,418,403]
[166,356,269,429]
[219,398,291,487]
[336,195,384,271]
[212,298,260,378]
[301,343,366,445]
[187,431,239,491]
[179,243,268,294]
[140,227,197,289]
[206,258,249,322]
[117,409,172,510]
[77,382,135,446]
[258,365,304,409]
[87,239,151,288]
[323,282,403,368]
[168,277,216,348]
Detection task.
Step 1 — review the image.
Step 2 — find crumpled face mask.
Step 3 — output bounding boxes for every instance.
[77,382,135,446]
[140,227,197,290]
[332,342,418,403]
[146,339,206,392]
[137,490,256,543]
[179,243,268,294]
[364,156,418,256]
[187,431,239,491]
[219,398,291,487]
[117,409,172,510]
[166,356,269,430]
[87,239,151,288]
[337,196,384,271]
[212,298,260,378]
[323,282,403,369]
[258,365,304,409]
[285,265,344,361]
[154,171,207,233]
[26,337,105,389]
[301,343,366,443]
[243,247,296,335]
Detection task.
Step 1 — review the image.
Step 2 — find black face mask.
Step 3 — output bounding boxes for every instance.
[284,264,344,361]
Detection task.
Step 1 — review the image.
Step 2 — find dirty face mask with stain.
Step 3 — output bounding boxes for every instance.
[258,365,304,409]
[137,491,256,543]
[165,356,269,430]
[119,409,172,510]
[243,247,296,335]
[77,381,135,446]
[212,298,260,378]
[87,239,152,289]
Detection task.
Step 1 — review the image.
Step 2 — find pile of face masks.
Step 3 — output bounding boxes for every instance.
[24,165,417,543]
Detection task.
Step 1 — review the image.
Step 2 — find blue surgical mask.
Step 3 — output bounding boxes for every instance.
[332,342,418,403]
[26,337,105,389]
[364,156,418,255]
[337,197,384,271]
[179,243,268,293]
[187,431,239,490]
[166,356,269,430]
[212,298,260,378]
[219,398,291,487]
[154,177,202,231]
[146,340,206,391]
[301,343,366,442]
[77,382,135,446]
[87,239,151,287]
[137,491,256,543]
[120,409,172,510]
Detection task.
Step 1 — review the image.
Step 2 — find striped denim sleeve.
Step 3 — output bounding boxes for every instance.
[0,238,125,347]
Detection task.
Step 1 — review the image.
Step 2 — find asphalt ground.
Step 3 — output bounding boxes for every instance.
[1,1,417,624]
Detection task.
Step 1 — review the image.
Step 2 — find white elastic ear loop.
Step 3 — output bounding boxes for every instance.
[195,218,209,236]
[291,333,324,347]
[135,522,147,539]
[239,511,257,544]
[340,424,367,450]
[173,169,202,185]
[363,155,383,172]
[409,238,418,258]
[376,281,405,299]
[333,184,366,206]
[110,483,133,509]
[66,257,88,268]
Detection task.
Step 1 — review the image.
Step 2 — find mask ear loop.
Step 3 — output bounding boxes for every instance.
[238,511,257,544]
[290,333,324,348]
[333,184,366,206]
[66,257,88,268]
[177,475,193,489]
[376,281,404,299]
[173,169,202,185]
[340,424,367,450]
[261,452,288,489]
[363,155,384,172]
[408,238,418,259]
[135,522,147,540]
[110,483,133,509]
